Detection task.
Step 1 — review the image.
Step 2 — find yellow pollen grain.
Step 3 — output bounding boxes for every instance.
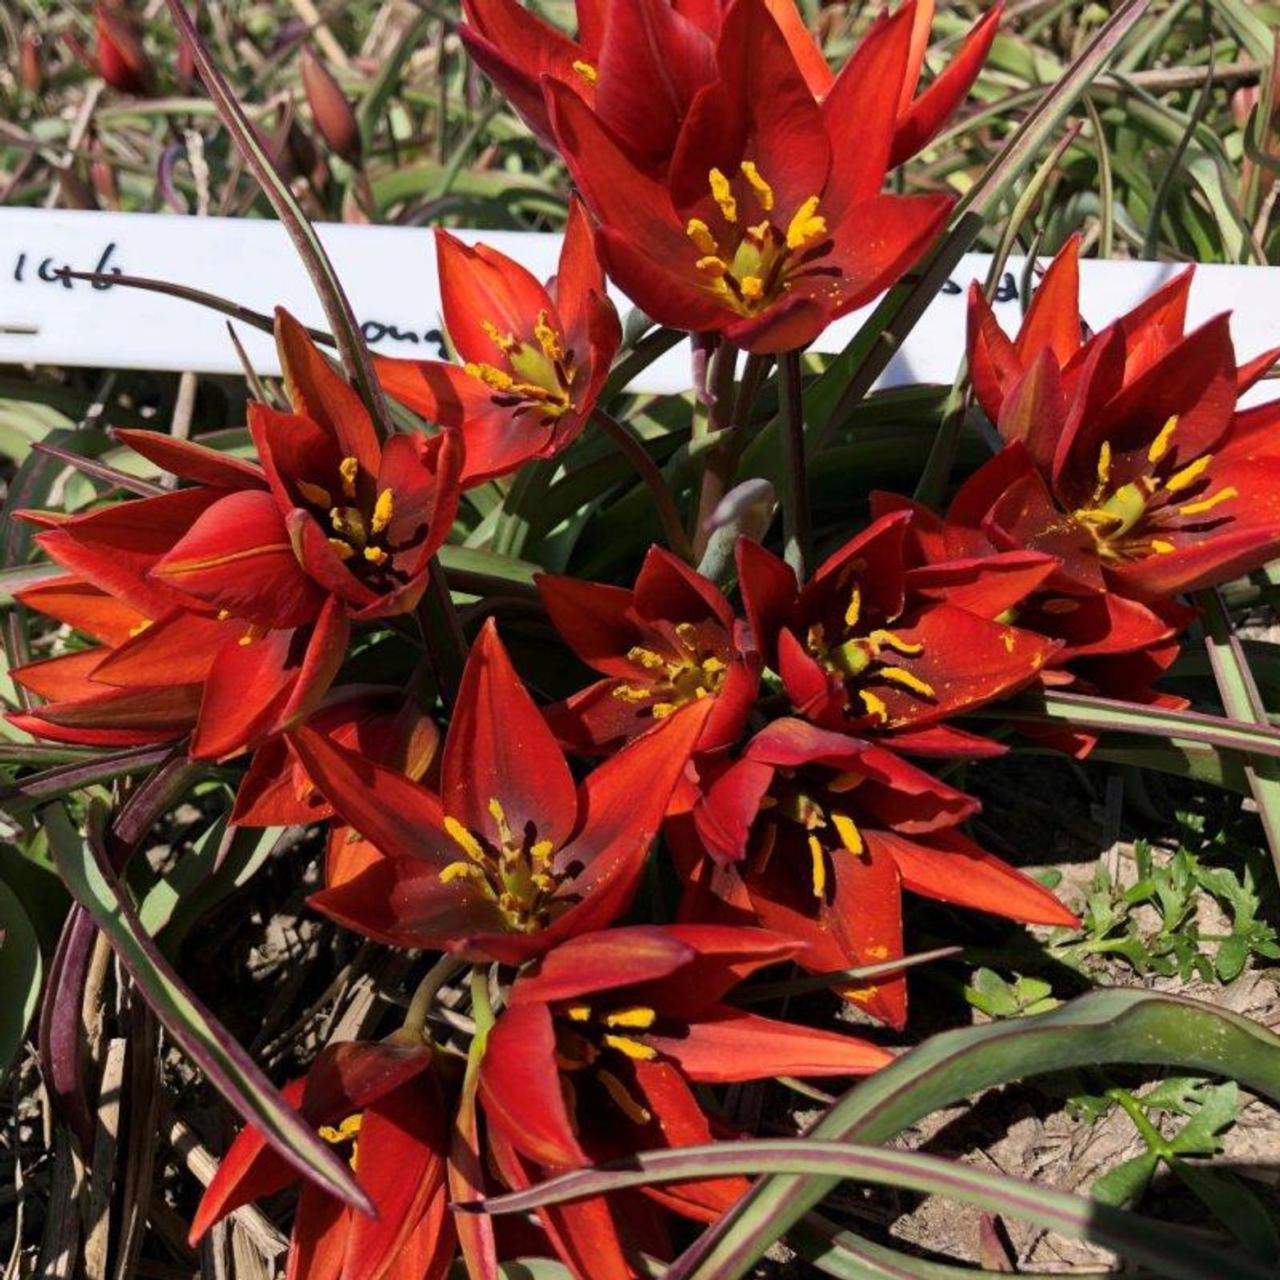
[740,275,765,302]
[877,667,936,697]
[571,59,598,84]
[296,479,332,507]
[868,628,923,656]
[685,218,719,257]
[1096,440,1112,487]
[371,488,395,535]
[845,585,862,629]
[603,1033,657,1061]
[328,538,355,561]
[443,816,486,864]
[739,160,774,211]
[439,861,485,884]
[785,196,826,251]
[339,455,359,498]
[597,1069,651,1124]
[708,168,737,223]
[1179,486,1237,516]
[319,1114,362,1145]
[363,545,388,566]
[565,1004,592,1023]
[534,310,564,361]
[1148,415,1178,463]
[1150,539,1176,554]
[808,834,827,898]
[860,689,889,722]
[604,1006,656,1029]
[466,361,515,392]
[831,811,864,856]
[1164,453,1213,493]
[627,646,666,671]
[481,319,519,354]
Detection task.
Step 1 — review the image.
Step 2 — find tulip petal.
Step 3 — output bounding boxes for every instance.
[113,427,266,491]
[513,926,695,1005]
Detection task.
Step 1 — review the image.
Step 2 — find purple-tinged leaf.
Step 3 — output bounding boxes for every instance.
[32,441,168,497]
[1,746,180,817]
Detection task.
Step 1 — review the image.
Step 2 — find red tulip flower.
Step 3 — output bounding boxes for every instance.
[376,202,619,486]
[190,1040,455,1280]
[545,0,954,353]
[460,0,999,177]
[675,718,1077,1027]
[478,923,892,1278]
[289,620,712,964]
[958,238,1280,602]
[538,545,760,756]
[93,4,154,96]
[737,512,1059,753]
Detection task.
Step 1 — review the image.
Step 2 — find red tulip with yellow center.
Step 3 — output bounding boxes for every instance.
[288,620,712,964]
[376,201,620,486]
[544,0,954,353]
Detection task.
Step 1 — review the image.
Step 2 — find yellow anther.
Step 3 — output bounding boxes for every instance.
[319,1114,363,1144]
[827,771,865,794]
[785,196,826,251]
[1164,453,1213,493]
[237,624,264,647]
[363,545,388,566]
[534,310,564,361]
[740,275,765,302]
[565,1004,592,1023]
[808,834,827,898]
[330,506,367,545]
[612,684,653,703]
[328,538,355,560]
[127,618,153,637]
[571,59,598,84]
[744,219,771,248]
[877,666,937,698]
[481,319,519,354]
[296,479,332,507]
[443,816,487,864]
[701,655,727,676]
[597,1069,651,1124]
[530,839,555,864]
[685,218,719,257]
[859,689,889,722]
[845,585,862,629]
[465,361,516,392]
[439,861,486,885]
[604,1006,656,1030]
[831,812,864,856]
[371,488,395,535]
[651,702,678,718]
[1150,539,1176,554]
[1041,598,1080,614]
[739,160,774,211]
[339,455,359,498]
[695,255,730,278]
[1179,486,1237,516]
[1148,415,1178,464]
[603,1033,657,1061]
[867,629,924,656]
[627,646,667,671]
[1096,440,1112,487]
[216,609,231,621]
[488,797,515,847]
[708,168,737,223]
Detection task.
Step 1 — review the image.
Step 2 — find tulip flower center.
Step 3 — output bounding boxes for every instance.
[754,768,868,900]
[295,455,398,577]
[1064,417,1236,563]
[685,162,832,316]
[318,1112,362,1170]
[612,622,728,719]
[437,798,564,932]
[805,583,935,724]
[465,313,578,424]
[553,1001,661,1125]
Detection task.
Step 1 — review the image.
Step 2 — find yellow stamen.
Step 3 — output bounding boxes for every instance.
[867,629,924,656]
[603,1033,657,1061]
[443,816,486,863]
[328,538,355,560]
[571,59,598,85]
[785,196,826,251]
[808,834,827,898]
[565,1004,592,1023]
[708,168,737,223]
[439,861,486,884]
[481,319,519,354]
[216,609,231,621]
[534,310,564,361]
[371,488,395,535]
[612,684,653,703]
[1179,486,1237,516]
[604,1006,656,1029]
[597,1069,651,1124]
[330,506,367,545]
[627,646,667,671]
[860,689,889,722]
[651,702,678,718]
[1150,539,1176,554]
[1096,440,1112,487]
[339,455,359,498]
[845,585,861,629]
[695,255,730,278]
[465,361,516,392]
[876,667,936,697]
[1164,454,1213,493]
[319,1114,362,1144]
[530,839,555,864]
[685,218,719,257]
[296,479,332,507]
[363,545,388,566]
[128,619,153,637]
[740,275,765,302]
[488,797,515,847]
[831,812,864,856]
[739,160,774,212]
[237,624,264,647]
[1148,415,1178,463]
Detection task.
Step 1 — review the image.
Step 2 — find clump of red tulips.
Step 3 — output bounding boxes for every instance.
[11,0,1280,1277]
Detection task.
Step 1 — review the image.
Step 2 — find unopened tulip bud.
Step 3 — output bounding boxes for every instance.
[301,46,361,165]
[94,5,154,96]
